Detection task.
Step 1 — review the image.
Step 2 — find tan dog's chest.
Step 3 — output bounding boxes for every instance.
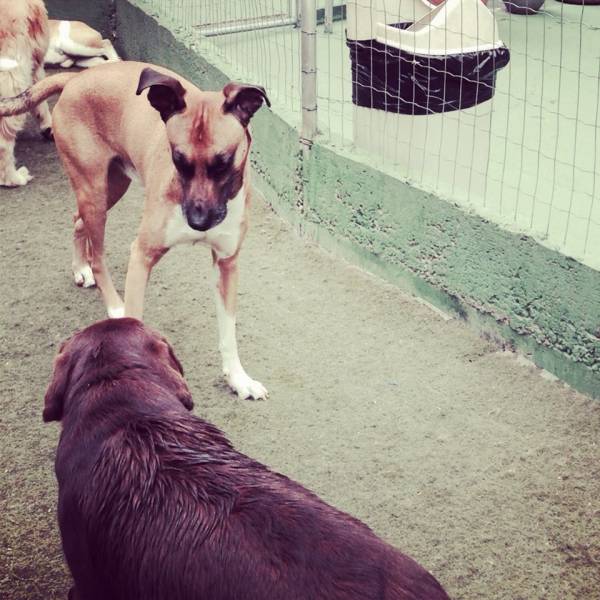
[163,187,246,259]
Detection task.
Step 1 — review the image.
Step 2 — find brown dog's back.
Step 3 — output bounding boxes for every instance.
[46,319,451,600]
[61,414,450,600]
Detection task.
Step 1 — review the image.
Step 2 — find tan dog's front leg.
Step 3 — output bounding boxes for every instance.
[213,251,267,400]
[124,238,166,319]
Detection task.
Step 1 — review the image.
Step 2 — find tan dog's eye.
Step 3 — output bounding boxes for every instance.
[172,149,195,178]
[206,153,233,180]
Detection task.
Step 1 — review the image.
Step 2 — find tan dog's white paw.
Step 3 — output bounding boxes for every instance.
[226,369,268,400]
[15,166,32,185]
[73,265,96,288]
[107,305,125,319]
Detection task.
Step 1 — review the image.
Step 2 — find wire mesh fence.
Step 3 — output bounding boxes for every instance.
[138,0,600,269]
[140,0,303,122]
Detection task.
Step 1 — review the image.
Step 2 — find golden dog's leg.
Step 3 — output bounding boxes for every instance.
[0,126,32,187]
[31,64,52,138]
[101,39,121,62]
[213,250,268,400]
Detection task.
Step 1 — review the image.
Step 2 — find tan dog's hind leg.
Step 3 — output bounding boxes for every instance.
[71,168,129,290]
[213,251,268,400]
[72,213,94,287]
[57,145,127,317]
[76,188,124,318]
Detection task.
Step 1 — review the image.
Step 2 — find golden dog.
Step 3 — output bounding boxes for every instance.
[0,0,52,187]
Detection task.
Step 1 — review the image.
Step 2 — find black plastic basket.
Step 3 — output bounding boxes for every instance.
[347,25,510,115]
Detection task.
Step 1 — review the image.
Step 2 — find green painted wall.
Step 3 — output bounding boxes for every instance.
[300,145,600,398]
[44,0,600,398]
[45,0,113,37]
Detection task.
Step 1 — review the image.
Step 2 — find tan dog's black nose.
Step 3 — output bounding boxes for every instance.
[185,204,226,231]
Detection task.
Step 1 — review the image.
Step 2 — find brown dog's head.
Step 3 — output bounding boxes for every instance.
[43,318,193,423]
[136,67,270,232]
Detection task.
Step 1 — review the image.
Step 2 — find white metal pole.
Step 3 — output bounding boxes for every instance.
[203,17,298,37]
[324,0,334,33]
[301,0,317,144]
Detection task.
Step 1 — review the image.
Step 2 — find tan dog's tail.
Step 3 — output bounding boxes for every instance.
[0,72,77,117]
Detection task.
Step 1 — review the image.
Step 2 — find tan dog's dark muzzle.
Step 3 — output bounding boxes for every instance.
[184,202,227,231]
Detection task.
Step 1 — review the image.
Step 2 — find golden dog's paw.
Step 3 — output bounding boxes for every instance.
[0,166,33,187]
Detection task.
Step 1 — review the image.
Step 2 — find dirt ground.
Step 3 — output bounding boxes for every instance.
[1,114,599,600]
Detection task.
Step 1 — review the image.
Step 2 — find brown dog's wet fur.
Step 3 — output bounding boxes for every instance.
[45,318,451,600]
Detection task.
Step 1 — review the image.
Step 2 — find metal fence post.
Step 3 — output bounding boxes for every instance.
[300,0,317,145]
[324,0,334,33]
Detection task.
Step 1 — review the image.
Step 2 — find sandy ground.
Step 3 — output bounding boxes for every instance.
[1,116,599,600]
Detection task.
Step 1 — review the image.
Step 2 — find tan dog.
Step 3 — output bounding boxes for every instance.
[0,0,52,187]
[45,20,120,68]
[0,61,270,399]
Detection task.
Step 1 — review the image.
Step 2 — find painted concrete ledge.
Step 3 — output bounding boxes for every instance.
[47,0,600,398]
[298,145,600,399]
[45,0,114,37]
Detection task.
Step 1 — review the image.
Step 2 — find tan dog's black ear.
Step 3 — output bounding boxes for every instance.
[136,67,187,122]
[43,350,73,422]
[223,82,271,127]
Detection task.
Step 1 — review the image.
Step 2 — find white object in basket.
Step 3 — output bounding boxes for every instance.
[346,0,437,42]
[376,0,504,56]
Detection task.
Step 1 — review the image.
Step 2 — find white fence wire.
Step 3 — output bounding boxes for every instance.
[141,0,600,269]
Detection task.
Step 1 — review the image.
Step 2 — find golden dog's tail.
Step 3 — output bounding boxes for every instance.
[0,72,77,117]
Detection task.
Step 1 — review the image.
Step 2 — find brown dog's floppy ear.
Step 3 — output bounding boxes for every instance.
[167,344,194,411]
[43,350,73,422]
[223,82,271,127]
[136,67,187,122]
[176,383,194,412]
[158,336,194,411]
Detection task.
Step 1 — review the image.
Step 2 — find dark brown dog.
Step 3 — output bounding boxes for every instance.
[44,318,451,600]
